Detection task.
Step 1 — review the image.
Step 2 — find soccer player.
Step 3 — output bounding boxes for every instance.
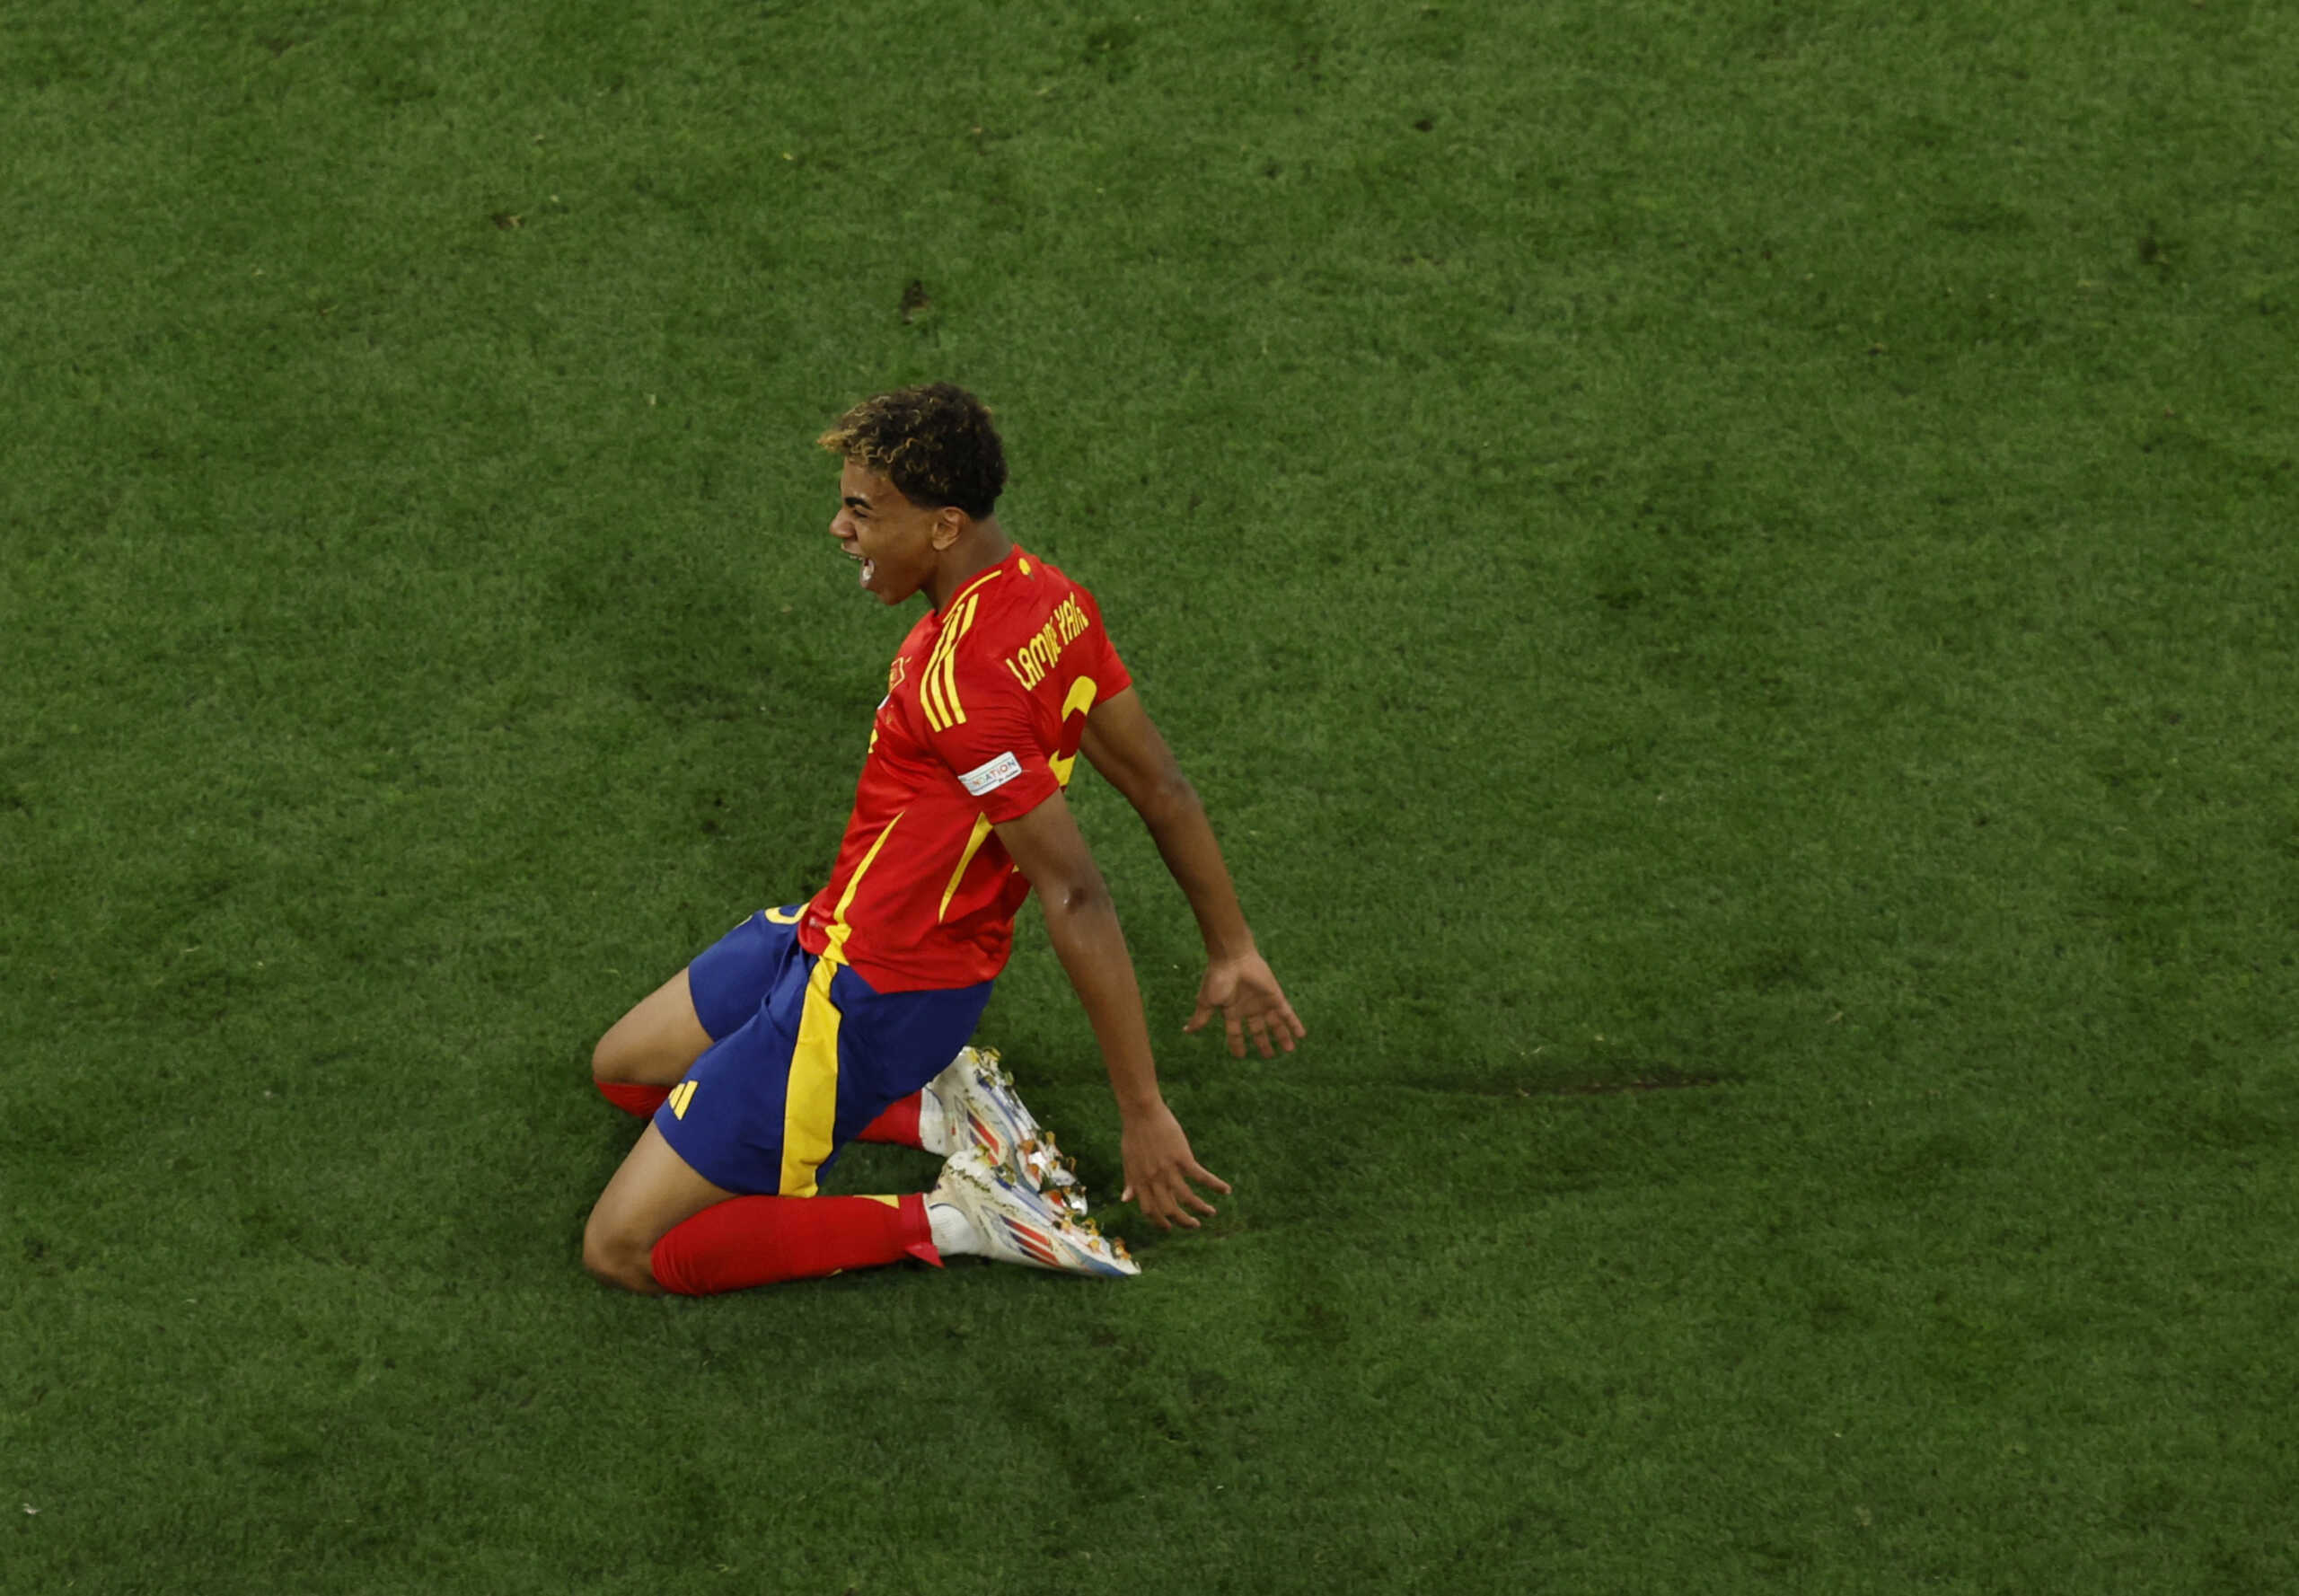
[581,384,1304,1295]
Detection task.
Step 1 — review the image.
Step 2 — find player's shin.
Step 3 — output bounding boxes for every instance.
[853,1092,928,1148]
[647,1194,940,1295]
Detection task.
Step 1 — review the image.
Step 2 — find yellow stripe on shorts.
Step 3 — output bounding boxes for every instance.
[779,811,905,1196]
[779,955,842,1196]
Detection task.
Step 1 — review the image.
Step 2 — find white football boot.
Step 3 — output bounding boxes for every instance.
[927,1148,1139,1279]
[922,1046,1084,1208]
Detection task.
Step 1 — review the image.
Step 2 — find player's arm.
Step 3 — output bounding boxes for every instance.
[1079,686,1306,1059]
[991,791,1229,1230]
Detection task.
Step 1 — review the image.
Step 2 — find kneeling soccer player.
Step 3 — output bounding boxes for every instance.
[581,384,1304,1295]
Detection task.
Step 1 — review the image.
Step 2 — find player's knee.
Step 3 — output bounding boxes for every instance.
[581,1216,657,1293]
[590,1031,625,1084]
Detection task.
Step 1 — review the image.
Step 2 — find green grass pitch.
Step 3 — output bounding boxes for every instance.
[4,1,2295,1590]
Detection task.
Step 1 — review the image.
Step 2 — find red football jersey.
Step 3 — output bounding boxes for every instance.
[797,545,1132,992]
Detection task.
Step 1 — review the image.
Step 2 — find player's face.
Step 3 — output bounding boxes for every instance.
[831,462,942,606]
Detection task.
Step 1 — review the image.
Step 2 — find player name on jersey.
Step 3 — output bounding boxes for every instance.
[1002,594,1093,692]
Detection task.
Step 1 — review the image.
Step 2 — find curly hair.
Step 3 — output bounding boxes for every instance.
[817,383,1006,518]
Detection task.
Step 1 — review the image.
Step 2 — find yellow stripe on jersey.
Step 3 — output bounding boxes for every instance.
[919,602,961,729]
[948,595,983,726]
[921,593,982,732]
[938,813,996,921]
[918,626,948,727]
[779,811,903,1196]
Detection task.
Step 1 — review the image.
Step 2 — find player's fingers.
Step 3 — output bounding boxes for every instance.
[1224,1007,1246,1057]
[1247,1010,1277,1058]
[1155,1170,1209,1227]
[1148,1185,1185,1226]
[1187,1161,1233,1195]
[1134,1172,1182,1229]
[1184,1002,1211,1035]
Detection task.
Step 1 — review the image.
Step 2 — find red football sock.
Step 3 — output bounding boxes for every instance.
[649,1194,938,1295]
[855,1091,924,1147]
[596,1080,673,1117]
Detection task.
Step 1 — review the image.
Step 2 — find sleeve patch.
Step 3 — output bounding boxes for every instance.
[959,751,1026,797]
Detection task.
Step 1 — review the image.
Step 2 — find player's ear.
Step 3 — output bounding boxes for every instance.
[930,506,968,549]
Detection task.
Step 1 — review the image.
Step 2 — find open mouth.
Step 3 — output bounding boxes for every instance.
[845,547,876,587]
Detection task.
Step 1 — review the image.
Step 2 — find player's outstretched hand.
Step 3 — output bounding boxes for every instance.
[1120,1100,1231,1230]
[1185,950,1306,1059]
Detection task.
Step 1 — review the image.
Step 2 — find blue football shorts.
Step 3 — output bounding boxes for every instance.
[654,907,994,1196]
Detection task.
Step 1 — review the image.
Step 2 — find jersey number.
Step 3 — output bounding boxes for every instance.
[1047,677,1098,789]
